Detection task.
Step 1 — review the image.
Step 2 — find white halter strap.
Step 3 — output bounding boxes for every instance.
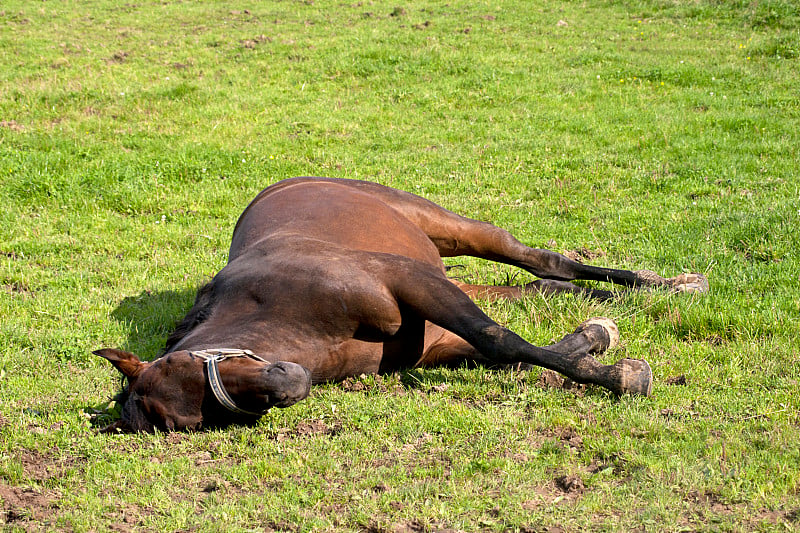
[190,349,269,417]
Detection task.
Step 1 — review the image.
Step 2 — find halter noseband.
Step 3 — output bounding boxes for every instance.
[190,349,269,417]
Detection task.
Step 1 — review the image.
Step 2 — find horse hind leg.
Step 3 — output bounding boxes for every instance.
[450,278,616,301]
[324,177,707,293]
[444,222,708,293]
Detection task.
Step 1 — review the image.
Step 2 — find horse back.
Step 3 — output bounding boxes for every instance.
[229,178,442,267]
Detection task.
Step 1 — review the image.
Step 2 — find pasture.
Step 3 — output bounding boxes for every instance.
[1,0,799,530]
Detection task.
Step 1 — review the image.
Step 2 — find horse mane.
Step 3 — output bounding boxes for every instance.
[164,281,215,353]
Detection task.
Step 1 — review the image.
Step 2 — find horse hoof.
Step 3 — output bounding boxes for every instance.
[613,358,652,397]
[669,273,709,294]
[579,317,620,351]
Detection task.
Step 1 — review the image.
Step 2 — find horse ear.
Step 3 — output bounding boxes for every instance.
[93,348,147,378]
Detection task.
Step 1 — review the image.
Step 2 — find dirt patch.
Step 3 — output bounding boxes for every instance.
[679,496,800,530]
[555,427,583,451]
[2,281,33,297]
[587,451,640,481]
[538,369,586,395]
[340,376,371,392]
[101,502,150,532]
[296,419,341,436]
[665,374,688,386]
[262,519,298,532]
[107,51,129,63]
[273,419,343,442]
[393,520,426,533]
[521,476,586,509]
[555,474,585,496]
[200,478,230,494]
[0,120,24,132]
[525,426,584,454]
[241,34,271,49]
[339,373,407,396]
[0,483,60,526]
[10,449,84,483]
[165,432,190,445]
[564,247,606,263]
[365,519,466,533]
[747,508,796,528]
[705,334,725,346]
[686,490,733,514]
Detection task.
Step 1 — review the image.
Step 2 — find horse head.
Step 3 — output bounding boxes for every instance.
[94,348,311,432]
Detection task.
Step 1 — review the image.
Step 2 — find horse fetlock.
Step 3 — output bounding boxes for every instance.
[634,269,669,288]
[636,269,709,294]
[610,358,652,397]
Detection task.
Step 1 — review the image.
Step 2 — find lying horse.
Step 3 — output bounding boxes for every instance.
[96,177,707,432]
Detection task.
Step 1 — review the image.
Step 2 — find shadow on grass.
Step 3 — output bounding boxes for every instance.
[110,286,199,360]
[87,287,199,428]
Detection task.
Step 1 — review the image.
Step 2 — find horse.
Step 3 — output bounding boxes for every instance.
[95,177,707,432]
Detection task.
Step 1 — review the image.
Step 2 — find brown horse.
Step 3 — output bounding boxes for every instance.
[96,177,707,432]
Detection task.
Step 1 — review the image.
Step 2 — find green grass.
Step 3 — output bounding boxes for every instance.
[1,0,799,530]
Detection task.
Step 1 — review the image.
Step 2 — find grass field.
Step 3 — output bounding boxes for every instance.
[1,0,799,530]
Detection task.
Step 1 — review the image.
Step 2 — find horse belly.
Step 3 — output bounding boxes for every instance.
[310,322,426,383]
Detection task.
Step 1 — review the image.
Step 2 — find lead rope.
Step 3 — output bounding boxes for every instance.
[190,349,269,417]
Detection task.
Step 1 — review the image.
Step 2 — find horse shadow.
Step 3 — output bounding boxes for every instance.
[88,287,198,427]
[109,286,199,361]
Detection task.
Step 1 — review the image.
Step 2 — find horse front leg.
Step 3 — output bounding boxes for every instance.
[418,316,621,369]
[389,260,652,396]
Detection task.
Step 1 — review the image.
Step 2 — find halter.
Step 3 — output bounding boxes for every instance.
[190,348,270,417]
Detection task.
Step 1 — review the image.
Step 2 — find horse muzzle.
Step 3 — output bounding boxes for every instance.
[261,361,312,408]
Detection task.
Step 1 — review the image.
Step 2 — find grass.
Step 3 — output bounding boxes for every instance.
[1,0,799,530]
